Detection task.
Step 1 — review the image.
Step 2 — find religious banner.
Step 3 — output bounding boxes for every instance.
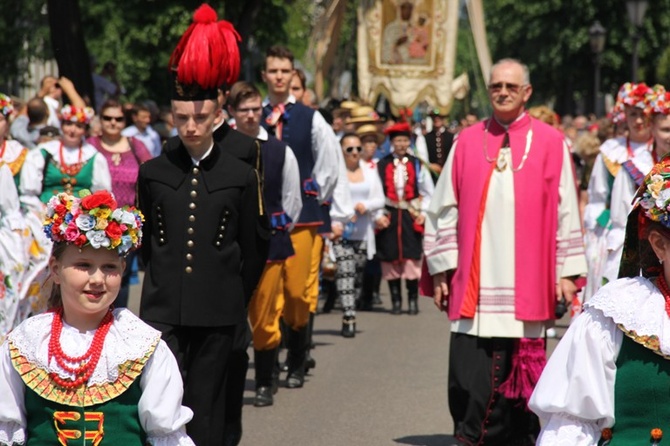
[357,0,464,116]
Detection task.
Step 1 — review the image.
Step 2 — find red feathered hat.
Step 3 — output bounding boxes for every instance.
[169,4,241,100]
[384,122,412,139]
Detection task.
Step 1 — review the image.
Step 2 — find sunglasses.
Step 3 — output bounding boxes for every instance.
[345,146,363,153]
[101,115,125,122]
[488,82,525,94]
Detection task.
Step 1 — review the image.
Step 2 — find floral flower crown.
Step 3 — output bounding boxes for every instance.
[637,161,670,228]
[60,105,95,125]
[0,93,14,118]
[43,190,143,255]
[619,82,652,110]
[647,85,670,116]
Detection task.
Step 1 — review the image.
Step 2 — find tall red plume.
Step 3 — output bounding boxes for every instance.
[168,3,241,89]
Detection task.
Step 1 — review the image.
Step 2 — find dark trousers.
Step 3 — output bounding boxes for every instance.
[449,333,539,446]
[150,322,236,446]
[224,321,252,429]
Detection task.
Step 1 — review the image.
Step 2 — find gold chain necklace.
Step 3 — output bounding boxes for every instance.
[482,118,533,172]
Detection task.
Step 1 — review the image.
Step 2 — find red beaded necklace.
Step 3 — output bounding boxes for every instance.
[48,308,113,389]
[656,273,670,318]
[58,142,84,176]
[0,140,5,159]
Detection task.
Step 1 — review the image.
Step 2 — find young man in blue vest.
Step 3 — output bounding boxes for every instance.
[261,45,352,388]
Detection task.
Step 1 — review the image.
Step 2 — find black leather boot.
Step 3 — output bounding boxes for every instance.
[286,326,308,388]
[321,279,337,313]
[388,279,402,314]
[407,279,419,315]
[359,272,375,311]
[254,348,278,407]
[341,315,356,338]
[305,312,316,373]
[372,273,383,305]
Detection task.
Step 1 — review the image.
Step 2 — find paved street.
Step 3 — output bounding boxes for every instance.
[128,279,567,446]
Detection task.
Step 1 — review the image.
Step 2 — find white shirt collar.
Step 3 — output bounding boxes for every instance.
[257,126,269,142]
[262,95,296,107]
[190,143,214,166]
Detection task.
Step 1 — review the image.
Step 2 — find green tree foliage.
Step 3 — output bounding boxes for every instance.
[0,1,51,92]
[483,0,670,115]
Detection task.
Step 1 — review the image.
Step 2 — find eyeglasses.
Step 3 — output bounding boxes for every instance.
[345,146,363,153]
[488,82,526,94]
[236,107,262,115]
[101,115,125,122]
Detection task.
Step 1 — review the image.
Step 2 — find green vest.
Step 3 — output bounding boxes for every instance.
[39,148,96,203]
[24,378,146,445]
[600,334,670,444]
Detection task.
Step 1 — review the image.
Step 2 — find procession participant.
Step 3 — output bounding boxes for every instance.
[137,5,269,445]
[261,44,352,388]
[583,82,652,298]
[331,133,385,335]
[530,159,670,444]
[424,58,586,445]
[20,105,111,211]
[0,94,51,339]
[228,80,301,407]
[356,124,386,308]
[158,24,261,443]
[424,108,454,182]
[376,121,433,315]
[228,82,302,407]
[607,85,670,287]
[0,190,195,445]
[87,99,152,308]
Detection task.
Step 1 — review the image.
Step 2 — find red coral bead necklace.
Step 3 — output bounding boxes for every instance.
[48,307,113,389]
[656,272,670,319]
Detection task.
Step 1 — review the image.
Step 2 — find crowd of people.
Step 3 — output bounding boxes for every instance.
[3,3,670,446]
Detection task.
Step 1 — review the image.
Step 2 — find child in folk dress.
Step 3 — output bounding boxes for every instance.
[0,190,194,445]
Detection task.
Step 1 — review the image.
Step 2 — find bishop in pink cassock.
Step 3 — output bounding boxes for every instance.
[423,58,587,446]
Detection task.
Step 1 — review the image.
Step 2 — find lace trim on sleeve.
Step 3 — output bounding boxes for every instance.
[146,429,195,446]
[0,421,25,445]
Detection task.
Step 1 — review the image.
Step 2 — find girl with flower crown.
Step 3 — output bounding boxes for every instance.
[0,190,195,445]
[607,85,670,294]
[20,105,111,212]
[584,82,653,300]
[530,158,670,445]
[0,93,51,342]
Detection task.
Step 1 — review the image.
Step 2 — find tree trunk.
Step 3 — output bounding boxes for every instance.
[47,0,94,107]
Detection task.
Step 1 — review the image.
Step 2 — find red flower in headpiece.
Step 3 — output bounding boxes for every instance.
[81,191,117,211]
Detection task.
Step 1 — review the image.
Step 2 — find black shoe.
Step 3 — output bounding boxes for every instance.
[286,326,308,388]
[341,316,356,338]
[373,292,383,305]
[286,370,304,388]
[254,386,274,407]
[305,352,316,373]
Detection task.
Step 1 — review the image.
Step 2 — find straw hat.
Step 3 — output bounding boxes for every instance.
[347,105,380,124]
[356,124,384,144]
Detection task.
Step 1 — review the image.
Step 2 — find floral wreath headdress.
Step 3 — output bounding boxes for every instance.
[620,159,670,278]
[620,82,652,110]
[647,85,670,116]
[0,93,14,118]
[60,105,95,125]
[43,190,143,255]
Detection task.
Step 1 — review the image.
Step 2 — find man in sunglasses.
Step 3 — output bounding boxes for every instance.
[424,58,586,445]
